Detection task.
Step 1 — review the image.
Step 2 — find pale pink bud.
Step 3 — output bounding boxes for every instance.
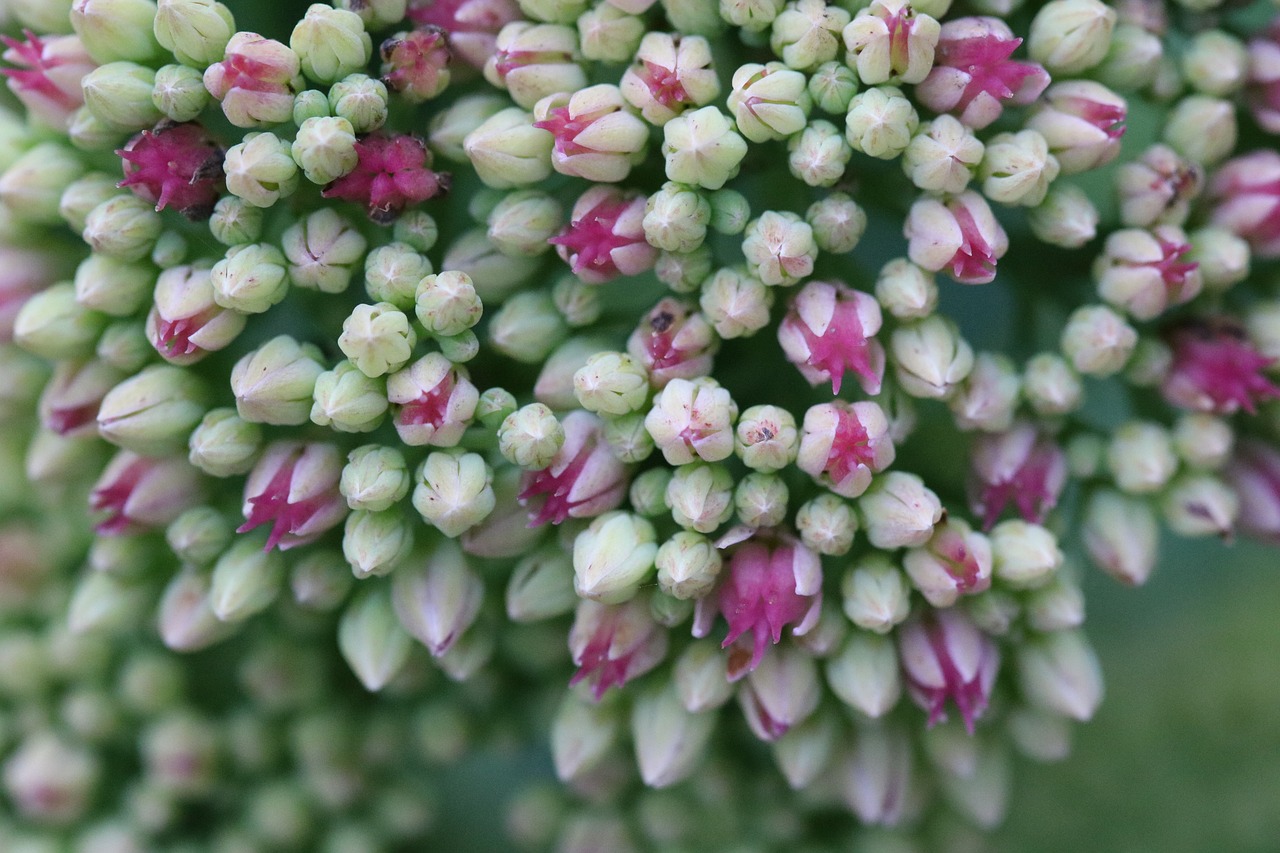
[738,643,820,742]
[380,27,452,104]
[38,360,122,437]
[519,410,627,526]
[391,542,483,657]
[898,608,999,733]
[90,451,204,535]
[777,279,884,395]
[796,401,895,499]
[203,32,303,128]
[550,186,656,284]
[1025,80,1126,175]
[1226,439,1280,543]
[386,352,480,446]
[619,33,719,126]
[969,423,1067,530]
[1210,150,1280,259]
[1161,316,1280,415]
[146,263,247,365]
[1116,143,1201,229]
[1094,225,1201,321]
[408,0,521,70]
[568,595,667,699]
[322,133,450,224]
[905,190,1009,285]
[643,377,737,465]
[533,84,649,183]
[843,0,942,86]
[238,441,346,551]
[902,519,993,607]
[625,297,718,387]
[0,248,59,344]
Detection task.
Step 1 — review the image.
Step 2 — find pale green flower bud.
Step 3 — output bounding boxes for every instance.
[476,387,518,429]
[208,196,263,246]
[654,530,721,599]
[82,62,162,130]
[188,407,261,477]
[632,684,716,789]
[662,106,747,191]
[7,0,76,33]
[1017,630,1103,721]
[734,404,798,471]
[990,520,1063,589]
[845,85,917,160]
[534,84,648,183]
[334,0,406,28]
[311,360,388,433]
[535,336,605,409]
[157,568,234,651]
[734,471,788,528]
[1060,304,1136,377]
[891,315,974,399]
[771,0,850,71]
[1187,227,1249,293]
[980,130,1060,207]
[443,228,539,302]
[666,463,733,533]
[552,692,619,782]
[788,119,852,187]
[487,190,562,257]
[154,0,235,67]
[1106,420,1177,494]
[1093,23,1161,93]
[412,451,495,537]
[289,550,353,611]
[874,258,937,321]
[415,270,482,338]
[826,632,900,718]
[729,62,811,142]
[499,403,565,469]
[210,242,289,313]
[552,276,601,327]
[484,22,586,109]
[902,115,982,194]
[282,208,367,294]
[844,0,940,84]
[1025,571,1085,632]
[669,640,731,714]
[858,470,943,549]
[1172,413,1232,471]
[1082,489,1157,585]
[655,246,714,293]
[626,469,670,518]
[365,242,432,309]
[506,548,576,622]
[14,283,106,360]
[291,116,358,185]
[293,89,330,124]
[644,182,711,254]
[430,94,507,163]
[808,61,859,115]
[949,351,1020,432]
[1028,0,1115,75]
[1027,185,1098,249]
[210,537,283,621]
[97,365,208,454]
[709,188,751,235]
[291,4,372,84]
[343,509,413,579]
[165,506,232,566]
[151,230,187,269]
[806,192,867,253]
[69,571,150,635]
[230,335,325,425]
[794,493,856,556]
[574,351,650,416]
[73,254,153,318]
[59,173,120,233]
[721,0,785,32]
[1,143,86,226]
[841,556,909,634]
[82,195,162,262]
[577,3,645,63]
[1162,474,1237,538]
[339,586,411,691]
[72,0,160,64]
[1163,95,1235,167]
[391,212,437,254]
[225,132,298,208]
[700,266,773,338]
[338,445,409,512]
[742,210,817,286]
[1180,30,1246,97]
[97,320,151,372]
[490,291,566,363]
[1023,352,1082,416]
[152,64,209,122]
[572,511,657,603]
[328,73,388,134]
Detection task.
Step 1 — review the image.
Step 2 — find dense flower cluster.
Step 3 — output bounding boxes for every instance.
[0,0,1276,849]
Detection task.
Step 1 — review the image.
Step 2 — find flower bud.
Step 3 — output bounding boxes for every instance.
[1172,412,1233,472]
[1,143,87,226]
[631,684,716,789]
[154,0,236,67]
[787,120,852,188]
[699,266,773,339]
[1023,570,1085,633]
[207,196,262,246]
[488,291,565,364]
[311,361,388,434]
[387,354,479,447]
[291,4,372,84]
[903,517,993,606]
[487,190,562,258]
[412,450,495,537]
[165,506,231,566]
[82,195,162,262]
[840,556,909,633]
[1060,304,1137,377]
[902,115,983,195]
[979,129,1059,207]
[91,451,204,534]
[732,404,797,473]
[462,107,554,190]
[826,632,901,718]
[1017,630,1103,721]
[1187,226,1249,293]
[533,84,648,184]
[204,32,303,127]
[1028,185,1099,249]
[238,441,345,551]
[917,16,1049,130]
[1162,474,1237,538]
[82,62,161,130]
[210,242,288,314]
[793,493,855,555]
[209,536,284,621]
[71,0,159,64]
[577,4,644,63]
[844,0,940,85]
[905,191,1007,284]
[231,335,324,426]
[186,407,259,478]
[771,0,850,71]
[890,315,974,399]
[1105,420,1177,494]
[739,643,820,742]
[391,542,482,655]
[97,364,207,455]
[572,511,657,604]
[858,471,943,549]
[645,377,737,464]
[3,732,99,825]
[570,594,667,698]
[289,117,358,187]
[665,463,733,534]
[13,282,105,360]
[845,85,918,159]
[1,32,95,133]
[1082,489,1158,585]
[37,359,121,438]
[339,586,412,691]
[1028,0,1114,74]
[796,400,895,498]
[288,550,352,612]
[741,210,817,287]
[661,107,747,191]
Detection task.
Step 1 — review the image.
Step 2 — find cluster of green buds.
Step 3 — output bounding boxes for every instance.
[1,0,1279,847]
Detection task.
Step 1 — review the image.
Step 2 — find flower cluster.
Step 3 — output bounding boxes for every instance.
[0,0,1277,848]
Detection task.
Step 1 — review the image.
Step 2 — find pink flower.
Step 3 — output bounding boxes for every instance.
[568,596,668,700]
[380,27,451,103]
[386,353,479,447]
[0,248,58,344]
[778,280,885,395]
[796,400,896,499]
[916,17,1050,130]
[1209,151,1280,258]
[407,0,520,70]
[519,411,627,527]
[0,30,94,131]
[38,360,121,437]
[203,32,303,128]
[118,121,225,221]
[898,608,999,734]
[323,133,450,224]
[969,424,1067,530]
[626,297,717,387]
[90,452,204,535]
[1226,440,1280,542]
[693,537,823,681]
[238,442,347,551]
[549,186,656,284]
[146,264,247,366]
[905,190,1009,285]
[1161,317,1280,415]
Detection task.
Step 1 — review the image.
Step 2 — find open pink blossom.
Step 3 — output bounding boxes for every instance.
[569,596,668,700]
[778,280,885,395]
[796,400,896,499]
[969,423,1067,530]
[519,411,627,526]
[626,297,717,387]
[550,186,656,284]
[693,537,823,681]
[118,121,225,221]
[916,16,1050,130]
[898,608,999,734]
[1161,317,1280,415]
[323,133,450,224]
[238,442,346,551]
[0,30,94,131]
[905,190,1009,284]
[387,353,479,447]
